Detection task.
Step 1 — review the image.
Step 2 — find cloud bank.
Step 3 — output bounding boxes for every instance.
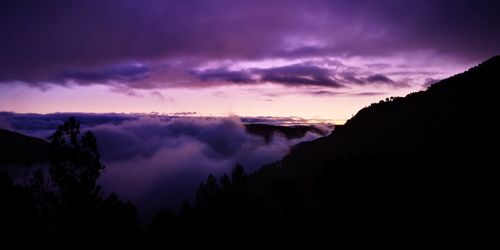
[94,117,323,218]
[0,112,328,218]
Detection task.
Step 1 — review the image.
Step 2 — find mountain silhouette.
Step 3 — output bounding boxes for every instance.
[161,56,499,241]
[278,55,500,172]
[0,129,49,167]
[245,123,329,142]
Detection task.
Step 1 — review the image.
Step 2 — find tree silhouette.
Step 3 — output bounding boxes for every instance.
[220,174,231,189]
[228,164,247,213]
[188,164,250,234]
[0,171,45,242]
[231,163,246,185]
[47,117,139,243]
[49,117,104,200]
[2,117,137,243]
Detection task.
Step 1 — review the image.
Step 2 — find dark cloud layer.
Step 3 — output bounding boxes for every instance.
[366,74,395,84]
[59,63,150,83]
[192,64,343,88]
[258,64,342,87]
[1,0,498,89]
[0,112,137,136]
[191,68,255,84]
[190,63,416,88]
[0,112,320,135]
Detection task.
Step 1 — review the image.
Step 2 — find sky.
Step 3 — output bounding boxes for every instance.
[1,0,499,123]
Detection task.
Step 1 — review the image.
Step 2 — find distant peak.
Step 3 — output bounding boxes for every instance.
[478,55,500,67]
[488,55,500,60]
[450,54,500,78]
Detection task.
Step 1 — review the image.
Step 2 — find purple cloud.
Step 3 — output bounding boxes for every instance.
[350,92,387,97]
[59,63,150,83]
[366,74,395,84]
[191,64,343,88]
[0,0,498,90]
[190,68,255,83]
[308,90,344,96]
[342,75,366,85]
[258,64,343,87]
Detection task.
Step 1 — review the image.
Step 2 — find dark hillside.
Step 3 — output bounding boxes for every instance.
[245,123,329,142]
[0,129,49,167]
[166,56,500,240]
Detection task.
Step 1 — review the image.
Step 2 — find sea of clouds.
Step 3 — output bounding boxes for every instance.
[0,112,328,218]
